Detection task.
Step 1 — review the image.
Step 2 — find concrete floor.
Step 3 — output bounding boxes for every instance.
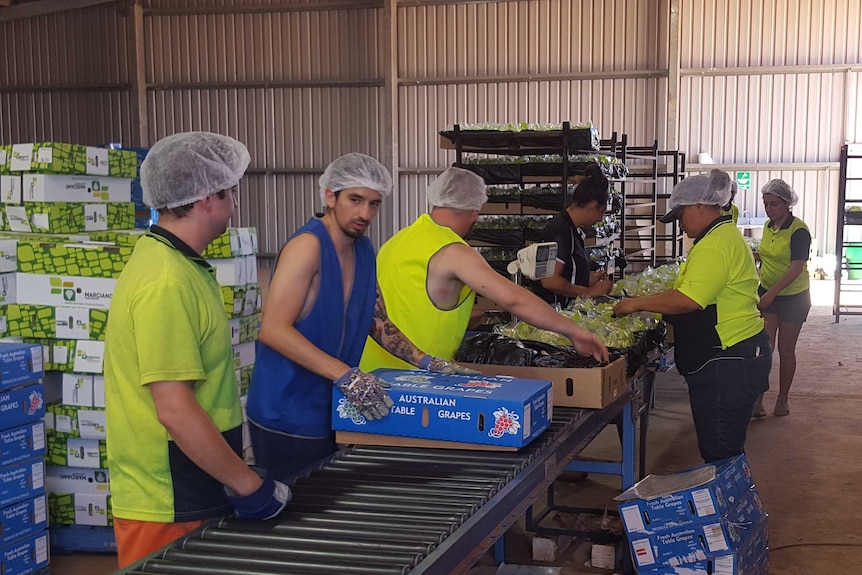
[49,287,862,574]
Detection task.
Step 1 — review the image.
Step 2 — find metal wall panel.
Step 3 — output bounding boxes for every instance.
[145,9,384,84]
[144,0,362,8]
[680,0,862,68]
[679,72,847,164]
[0,4,133,145]
[0,91,135,146]
[398,0,663,78]
[394,0,668,232]
[143,3,388,255]
[0,5,131,86]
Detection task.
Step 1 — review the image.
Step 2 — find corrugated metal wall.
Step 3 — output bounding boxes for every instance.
[2,0,861,257]
[143,4,388,254]
[395,0,668,229]
[678,0,862,256]
[0,4,135,145]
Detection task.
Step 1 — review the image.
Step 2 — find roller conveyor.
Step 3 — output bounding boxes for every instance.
[118,394,631,575]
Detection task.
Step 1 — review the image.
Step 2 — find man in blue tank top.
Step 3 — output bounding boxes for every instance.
[247,154,473,481]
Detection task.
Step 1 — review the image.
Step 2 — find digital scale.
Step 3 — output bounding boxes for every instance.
[507,242,558,281]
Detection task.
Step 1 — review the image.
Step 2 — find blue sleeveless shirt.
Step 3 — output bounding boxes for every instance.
[247,218,377,438]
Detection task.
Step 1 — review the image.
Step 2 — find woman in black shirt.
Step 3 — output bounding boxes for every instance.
[533,163,613,307]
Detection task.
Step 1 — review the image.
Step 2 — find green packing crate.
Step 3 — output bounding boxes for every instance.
[46,435,108,468]
[9,143,137,178]
[237,365,254,396]
[203,227,258,259]
[84,229,146,247]
[46,402,105,438]
[105,149,138,179]
[0,144,10,174]
[11,143,87,174]
[222,285,261,318]
[5,202,136,234]
[16,241,133,278]
[48,492,114,526]
[6,304,108,340]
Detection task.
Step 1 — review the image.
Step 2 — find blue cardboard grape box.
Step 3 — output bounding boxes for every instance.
[0,422,45,468]
[635,517,768,575]
[627,490,767,569]
[0,494,48,547]
[618,454,756,534]
[0,529,49,575]
[0,342,43,391]
[0,383,46,432]
[0,458,45,508]
[332,369,553,450]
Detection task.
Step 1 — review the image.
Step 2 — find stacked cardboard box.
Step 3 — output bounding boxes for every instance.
[202,228,260,463]
[617,454,768,574]
[1,144,137,234]
[333,369,553,451]
[0,342,50,575]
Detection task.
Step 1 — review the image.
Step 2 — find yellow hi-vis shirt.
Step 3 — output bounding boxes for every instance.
[360,213,474,371]
[758,215,811,296]
[105,232,242,522]
[666,217,764,374]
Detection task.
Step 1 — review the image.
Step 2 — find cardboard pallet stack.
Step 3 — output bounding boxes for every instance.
[0,342,50,575]
[202,227,261,463]
[0,142,137,235]
[617,454,768,575]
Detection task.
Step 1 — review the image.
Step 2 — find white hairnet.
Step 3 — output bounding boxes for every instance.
[426,167,488,211]
[318,153,393,203]
[761,178,798,207]
[659,169,733,223]
[141,132,251,210]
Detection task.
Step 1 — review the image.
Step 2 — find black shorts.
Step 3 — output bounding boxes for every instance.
[757,286,811,324]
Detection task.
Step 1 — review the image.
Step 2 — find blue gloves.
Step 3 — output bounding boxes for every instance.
[224,466,291,520]
[334,368,395,420]
[419,355,482,375]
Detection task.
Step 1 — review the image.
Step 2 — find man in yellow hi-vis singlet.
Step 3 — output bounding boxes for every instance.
[361,167,608,372]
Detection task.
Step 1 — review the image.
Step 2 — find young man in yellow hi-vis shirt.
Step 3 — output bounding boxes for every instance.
[105,133,290,568]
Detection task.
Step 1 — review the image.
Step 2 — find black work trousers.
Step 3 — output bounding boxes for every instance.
[683,330,771,463]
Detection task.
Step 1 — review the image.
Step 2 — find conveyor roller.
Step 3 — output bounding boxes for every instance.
[120,399,629,575]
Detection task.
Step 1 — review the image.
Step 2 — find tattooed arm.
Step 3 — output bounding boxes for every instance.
[368,284,426,367]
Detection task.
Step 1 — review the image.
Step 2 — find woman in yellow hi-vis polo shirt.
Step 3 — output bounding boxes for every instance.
[614,170,771,463]
[752,179,811,418]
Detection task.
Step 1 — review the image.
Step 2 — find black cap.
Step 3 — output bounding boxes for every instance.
[658,204,685,224]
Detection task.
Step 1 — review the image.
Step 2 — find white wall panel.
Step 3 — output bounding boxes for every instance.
[679,72,846,165]
[681,0,862,68]
[399,0,663,78]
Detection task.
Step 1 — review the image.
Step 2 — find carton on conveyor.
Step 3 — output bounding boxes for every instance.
[333,368,552,450]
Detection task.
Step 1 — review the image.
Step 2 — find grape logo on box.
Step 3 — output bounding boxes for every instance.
[27,390,44,416]
[489,407,520,438]
[463,380,502,389]
[336,397,366,425]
